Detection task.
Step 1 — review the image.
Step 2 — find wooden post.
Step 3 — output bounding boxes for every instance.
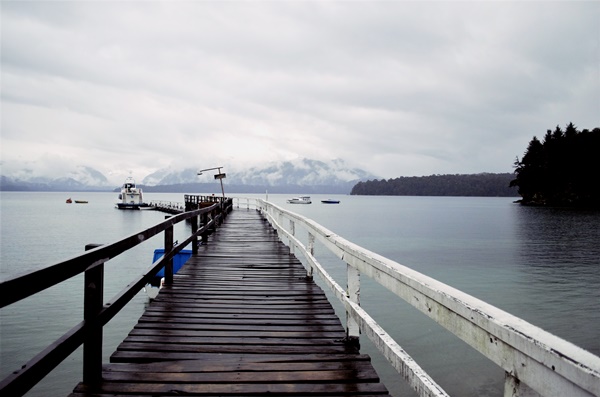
[201,212,208,245]
[191,213,198,255]
[164,217,173,286]
[83,243,104,386]
[289,220,295,256]
[306,232,315,280]
[346,264,360,346]
[210,208,217,233]
[504,373,542,397]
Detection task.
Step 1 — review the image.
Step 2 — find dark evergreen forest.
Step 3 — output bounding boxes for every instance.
[351,173,517,197]
[510,123,600,207]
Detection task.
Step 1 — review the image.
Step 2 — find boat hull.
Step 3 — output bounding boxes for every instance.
[116,203,152,210]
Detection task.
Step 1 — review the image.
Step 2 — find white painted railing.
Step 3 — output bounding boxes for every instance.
[241,198,600,397]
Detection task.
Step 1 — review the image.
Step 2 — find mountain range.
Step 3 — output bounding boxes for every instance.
[0,159,377,194]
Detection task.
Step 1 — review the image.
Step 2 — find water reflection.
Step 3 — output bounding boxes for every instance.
[513,205,600,355]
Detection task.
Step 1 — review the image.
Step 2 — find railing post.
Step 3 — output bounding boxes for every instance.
[289,220,295,256]
[306,232,315,280]
[201,211,209,245]
[504,373,542,397]
[346,264,360,346]
[83,243,104,386]
[216,201,222,224]
[210,208,218,232]
[164,216,173,286]
[191,212,198,255]
[278,211,283,233]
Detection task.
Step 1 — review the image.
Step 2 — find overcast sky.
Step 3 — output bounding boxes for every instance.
[1,1,598,185]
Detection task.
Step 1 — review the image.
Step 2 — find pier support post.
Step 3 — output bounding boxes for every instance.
[164,217,174,286]
[83,243,104,386]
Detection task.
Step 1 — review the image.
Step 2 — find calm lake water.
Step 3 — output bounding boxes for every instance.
[1,192,599,396]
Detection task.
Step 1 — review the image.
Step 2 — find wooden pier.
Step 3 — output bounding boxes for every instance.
[69,209,390,396]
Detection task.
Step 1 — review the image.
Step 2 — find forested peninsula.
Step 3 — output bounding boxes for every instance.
[351,123,599,206]
[350,173,517,197]
[510,123,600,207]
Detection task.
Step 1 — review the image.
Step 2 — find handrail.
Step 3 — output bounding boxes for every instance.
[251,198,600,397]
[0,198,234,396]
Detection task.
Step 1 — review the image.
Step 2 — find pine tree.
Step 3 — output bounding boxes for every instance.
[511,123,600,206]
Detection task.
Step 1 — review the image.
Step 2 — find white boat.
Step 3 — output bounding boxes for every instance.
[287,196,312,204]
[115,177,151,210]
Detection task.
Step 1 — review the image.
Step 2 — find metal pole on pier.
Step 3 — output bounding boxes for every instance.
[198,166,226,199]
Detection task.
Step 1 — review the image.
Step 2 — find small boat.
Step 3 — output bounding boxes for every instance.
[115,177,151,210]
[74,200,88,204]
[321,199,340,204]
[287,196,312,204]
[66,198,72,204]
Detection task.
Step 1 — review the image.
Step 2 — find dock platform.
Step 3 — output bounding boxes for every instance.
[68,209,390,396]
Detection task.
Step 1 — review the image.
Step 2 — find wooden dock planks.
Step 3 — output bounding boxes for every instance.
[69,209,390,396]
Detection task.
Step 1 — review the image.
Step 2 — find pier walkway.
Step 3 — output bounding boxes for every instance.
[69,209,390,396]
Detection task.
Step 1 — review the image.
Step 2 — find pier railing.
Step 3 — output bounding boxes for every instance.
[247,198,600,397]
[0,198,233,396]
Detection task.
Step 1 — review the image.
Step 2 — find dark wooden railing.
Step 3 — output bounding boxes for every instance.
[0,198,233,396]
[184,194,227,211]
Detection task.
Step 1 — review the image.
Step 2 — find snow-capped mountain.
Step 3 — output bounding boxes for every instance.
[0,166,111,191]
[142,159,375,187]
[1,159,376,192]
[142,168,201,186]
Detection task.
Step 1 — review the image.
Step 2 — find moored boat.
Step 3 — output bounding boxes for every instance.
[66,198,72,204]
[74,200,88,204]
[287,196,312,204]
[115,177,151,210]
[321,199,340,204]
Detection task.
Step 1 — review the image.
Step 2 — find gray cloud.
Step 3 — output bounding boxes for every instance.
[1,1,598,185]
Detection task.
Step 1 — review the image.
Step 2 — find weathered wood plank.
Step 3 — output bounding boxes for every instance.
[101,367,381,383]
[115,338,352,352]
[120,335,347,347]
[110,352,376,364]
[72,382,389,395]
[130,322,345,333]
[102,358,377,373]
[128,329,344,339]
[143,305,336,314]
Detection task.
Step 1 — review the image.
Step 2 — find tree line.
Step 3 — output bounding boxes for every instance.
[510,123,600,207]
[351,173,518,197]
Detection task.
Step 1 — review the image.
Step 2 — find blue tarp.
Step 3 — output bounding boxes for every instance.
[152,248,193,278]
